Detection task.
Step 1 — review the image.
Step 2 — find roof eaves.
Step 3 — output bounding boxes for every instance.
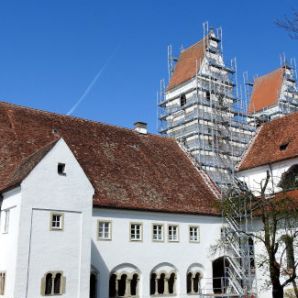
[0,139,59,193]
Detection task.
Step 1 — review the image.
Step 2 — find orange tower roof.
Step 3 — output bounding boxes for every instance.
[167,37,207,91]
[248,67,285,114]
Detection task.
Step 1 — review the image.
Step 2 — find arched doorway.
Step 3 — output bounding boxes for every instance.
[212,257,229,294]
[90,272,97,298]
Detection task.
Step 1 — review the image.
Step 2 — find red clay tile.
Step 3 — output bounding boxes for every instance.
[0,102,219,216]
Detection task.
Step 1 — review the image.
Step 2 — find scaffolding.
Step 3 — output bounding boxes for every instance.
[158,23,255,189]
[158,23,258,297]
[218,182,258,298]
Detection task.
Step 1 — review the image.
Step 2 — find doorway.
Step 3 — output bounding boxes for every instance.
[90,272,97,298]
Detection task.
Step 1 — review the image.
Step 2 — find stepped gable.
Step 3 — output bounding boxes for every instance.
[0,101,219,215]
[167,37,206,91]
[238,111,298,171]
[248,67,284,114]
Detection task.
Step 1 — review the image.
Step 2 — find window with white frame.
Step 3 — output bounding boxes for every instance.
[98,221,112,240]
[168,225,179,242]
[152,224,164,241]
[3,210,10,234]
[50,213,64,231]
[130,223,142,241]
[0,272,5,295]
[189,226,200,242]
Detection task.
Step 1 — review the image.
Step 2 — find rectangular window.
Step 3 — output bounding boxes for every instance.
[130,223,142,241]
[189,226,200,242]
[98,221,112,240]
[2,210,10,234]
[168,225,179,242]
[50,213,64,231]
[152,224,164,242]
[0,272,5,295]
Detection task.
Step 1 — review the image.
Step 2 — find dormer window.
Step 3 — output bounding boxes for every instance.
[58,163,66,175]
[280,142,289,151]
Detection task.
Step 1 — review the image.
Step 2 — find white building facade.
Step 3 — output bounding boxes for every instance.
[237,112,298,298]
[0,102,226,298]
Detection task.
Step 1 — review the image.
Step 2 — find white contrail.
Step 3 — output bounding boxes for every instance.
[67,46,119,116]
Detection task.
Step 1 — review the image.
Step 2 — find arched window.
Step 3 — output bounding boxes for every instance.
[109,274,117,297]
[130,274,138,296]
[158,273,165,294]
[187,264,204,295]
[168,273,176,294]
[118,274,127,296]
[45,273,52,295]
[150,263,177,296]
[150,273,157,295]
[109,264,140,298]
[42,272,65,296]
[54,273,61,294]
[186,271,201,294]
[187,272,192,293]
[193,273,201,293]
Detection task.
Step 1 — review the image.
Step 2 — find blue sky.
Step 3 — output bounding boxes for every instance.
[0,0,297,133]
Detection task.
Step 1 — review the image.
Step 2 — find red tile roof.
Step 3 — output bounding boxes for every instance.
[0,101,220,215]
[248,67,285,114]
[167,37,207,91]
[252,189,298,216]
[238,111,298,171]
[1,140,59,191]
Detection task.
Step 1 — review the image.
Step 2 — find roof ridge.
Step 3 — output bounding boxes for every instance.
[0,101,163,140]
[181,35,207,53]
[255,66,285,81]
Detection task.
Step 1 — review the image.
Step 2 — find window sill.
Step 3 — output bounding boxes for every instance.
[151,294,177,297]
[98,238,112,241]
[50,228,64,232]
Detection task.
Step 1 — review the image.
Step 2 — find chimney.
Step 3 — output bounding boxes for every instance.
[134,122,148,134]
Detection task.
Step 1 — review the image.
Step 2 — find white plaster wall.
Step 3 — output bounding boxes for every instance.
[238,158,298,297]
[166,80,196,100]
[0,188,21,297]
[91,208,223,298]
[13,139,94,298]
[27,209,83,297]
[237,157,298,195]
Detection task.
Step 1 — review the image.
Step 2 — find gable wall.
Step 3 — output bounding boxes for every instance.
[13,139,94,298]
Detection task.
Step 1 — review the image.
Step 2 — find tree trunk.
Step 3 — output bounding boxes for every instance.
[272,283,283,298]
[270,261,283,298]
